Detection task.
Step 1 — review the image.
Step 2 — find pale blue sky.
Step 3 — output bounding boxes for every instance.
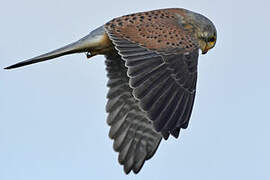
[1,0,269,180]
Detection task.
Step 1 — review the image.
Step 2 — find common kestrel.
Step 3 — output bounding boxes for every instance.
[5,8,217,174]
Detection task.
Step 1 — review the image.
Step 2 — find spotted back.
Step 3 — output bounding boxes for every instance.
[105,8,199,54]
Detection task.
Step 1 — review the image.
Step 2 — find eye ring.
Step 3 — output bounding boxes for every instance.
[208,37,216,42]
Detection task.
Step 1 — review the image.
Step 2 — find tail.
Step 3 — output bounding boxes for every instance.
[4,26,112,70]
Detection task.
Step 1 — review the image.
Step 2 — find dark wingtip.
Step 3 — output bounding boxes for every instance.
[171,128,181,138]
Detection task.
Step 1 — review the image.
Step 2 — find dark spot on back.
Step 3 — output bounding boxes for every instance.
[110,24,115,28]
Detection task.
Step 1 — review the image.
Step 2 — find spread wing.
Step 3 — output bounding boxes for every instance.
[104,9,199,138]
[104,9,200,174]
[107,34,198,138]
[105,52,162,174]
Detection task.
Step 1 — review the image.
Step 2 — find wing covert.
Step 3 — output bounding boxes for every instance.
[105,27,199,138]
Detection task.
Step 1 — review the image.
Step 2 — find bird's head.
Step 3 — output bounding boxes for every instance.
[175,8,217,54]
[190,12,217,54]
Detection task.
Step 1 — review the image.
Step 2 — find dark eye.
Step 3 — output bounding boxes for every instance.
[209,37,216,42]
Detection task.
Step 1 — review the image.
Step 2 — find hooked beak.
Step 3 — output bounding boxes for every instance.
[202,45,209,55]
[199,40,209,55]
[202,40,215,55]
[4,25,109,70]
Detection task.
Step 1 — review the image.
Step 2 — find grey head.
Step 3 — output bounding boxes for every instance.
[186,9,217,54]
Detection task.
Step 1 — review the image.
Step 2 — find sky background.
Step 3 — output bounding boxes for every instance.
[1,0,269,180]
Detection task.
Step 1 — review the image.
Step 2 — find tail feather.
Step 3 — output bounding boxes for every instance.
[4,25,112,70]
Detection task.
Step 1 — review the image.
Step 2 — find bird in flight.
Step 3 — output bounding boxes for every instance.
[5,8,217,174]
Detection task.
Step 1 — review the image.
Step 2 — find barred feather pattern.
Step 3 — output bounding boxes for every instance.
[105,52,162,174]
[105,30,198,139]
